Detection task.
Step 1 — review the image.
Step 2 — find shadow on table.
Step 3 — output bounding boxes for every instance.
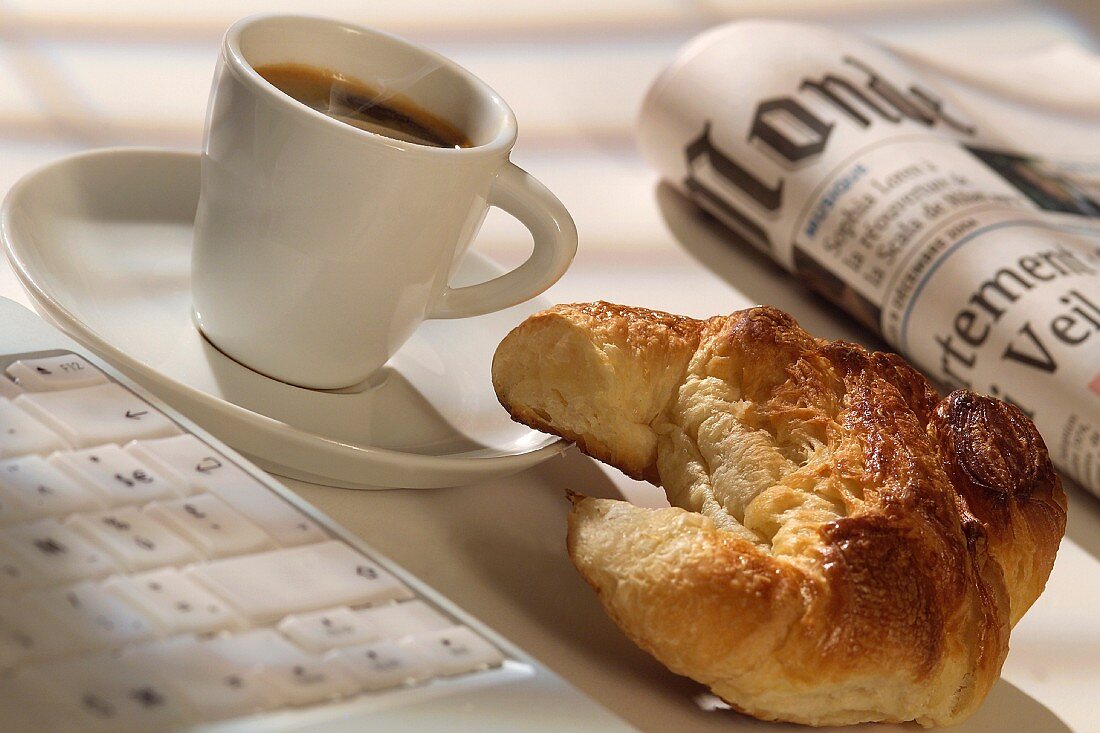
[443,449,646,664]
[699,676,1072,733]
[953,679,1072,733]
[439,449,749,729]
[1064,477,1100,564]
[654,182,889,352]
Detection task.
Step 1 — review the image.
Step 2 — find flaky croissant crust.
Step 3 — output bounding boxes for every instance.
[492,302,1066,727]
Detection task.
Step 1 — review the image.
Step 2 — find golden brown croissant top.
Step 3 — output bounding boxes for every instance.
[492,302,1066,727]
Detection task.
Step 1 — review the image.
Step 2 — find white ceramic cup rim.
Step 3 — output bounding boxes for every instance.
[221,13,518,158]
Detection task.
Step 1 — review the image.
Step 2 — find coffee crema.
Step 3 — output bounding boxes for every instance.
[255,63,472,149]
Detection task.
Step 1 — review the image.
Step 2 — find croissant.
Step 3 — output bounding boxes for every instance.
[492,302,1066,727]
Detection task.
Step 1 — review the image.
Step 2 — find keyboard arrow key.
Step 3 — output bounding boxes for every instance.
[195,458,221,473]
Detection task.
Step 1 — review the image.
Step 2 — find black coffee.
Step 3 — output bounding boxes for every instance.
[255,63,472,149]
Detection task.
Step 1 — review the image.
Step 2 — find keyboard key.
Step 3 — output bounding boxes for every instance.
[0,518,119,583]
[21,653,191,732]
[132,435,326,546]
[207,482,328,549]
[127,434,232,494]
[144,494,274,559]
[51,445,183,506]
[122,637,278,719]
[202,629,358,705]
[0,594,83,665]
[7,355,108,392]
[0,673,68,732]
[0,399,68,458]
[0,377,22,399]
[188,541,412,624]
[67,508,199,571]
[353,601,453,641]
[0,455,103,521]
[0,545,37,593]
[405,626,504,677]
[33,581,158,650]
[106,569,245,635]
[0,486,29,525]
[278,606,382,653]
[279,601,452,654]
[15,384,180,448]
[328,640,430,691]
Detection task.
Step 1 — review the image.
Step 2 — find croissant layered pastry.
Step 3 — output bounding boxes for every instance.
[492,302,1066,727]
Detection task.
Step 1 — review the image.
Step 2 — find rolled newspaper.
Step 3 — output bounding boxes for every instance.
[638,21,1100,495]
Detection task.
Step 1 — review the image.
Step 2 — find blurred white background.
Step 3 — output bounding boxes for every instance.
[0,0,1097,290]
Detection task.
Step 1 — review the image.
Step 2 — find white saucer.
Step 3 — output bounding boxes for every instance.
[0,148,564,488]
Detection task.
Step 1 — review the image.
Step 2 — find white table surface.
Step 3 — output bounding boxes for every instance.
[2,2,1099,731]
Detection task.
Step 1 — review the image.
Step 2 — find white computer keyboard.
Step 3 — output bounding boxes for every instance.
[0,349,510,732]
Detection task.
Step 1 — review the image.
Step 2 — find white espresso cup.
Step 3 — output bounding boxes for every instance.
[192,14,577,389]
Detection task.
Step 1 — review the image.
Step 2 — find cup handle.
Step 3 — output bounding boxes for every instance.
[428,162,578,319]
